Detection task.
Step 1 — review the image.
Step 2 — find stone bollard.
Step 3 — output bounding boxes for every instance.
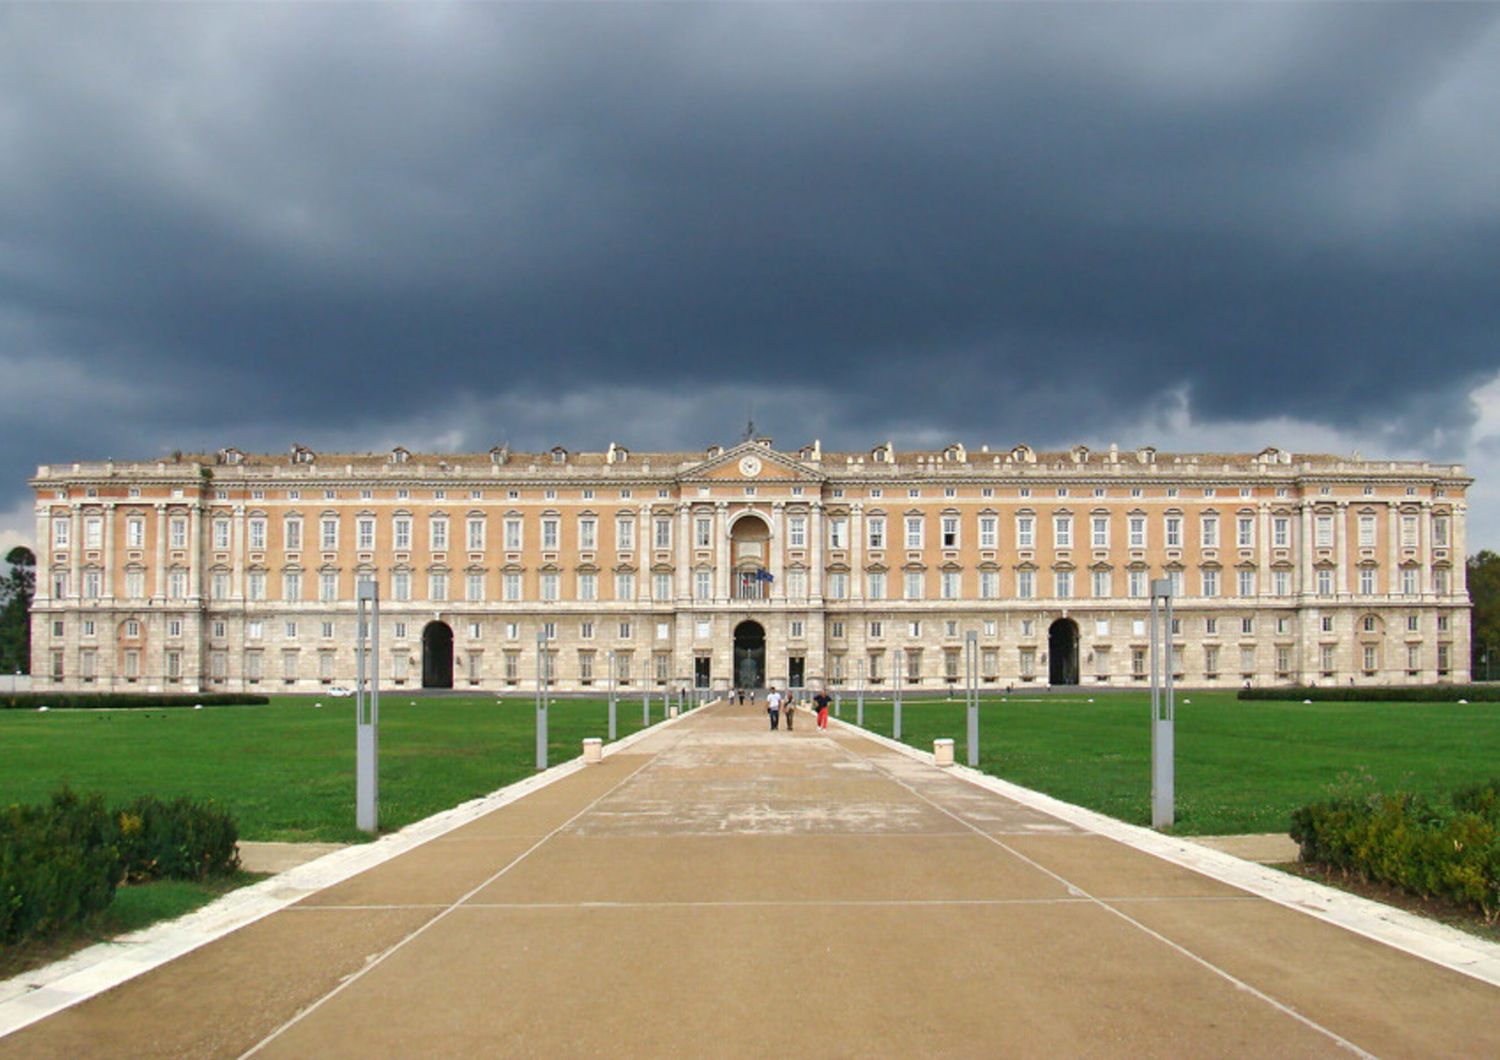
[583,737,603,764]
[934,738,955,767]
[668,705,679,719]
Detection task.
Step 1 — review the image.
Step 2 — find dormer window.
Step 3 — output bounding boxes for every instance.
[290,445,315,465]
[217,447,244,466]
[389,447,410,465]
[551,447,567,465]
[489,445,509,465]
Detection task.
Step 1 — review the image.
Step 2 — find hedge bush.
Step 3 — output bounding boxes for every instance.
[0,789,122,944]
[0,789,241,946]
[116,795,239,882]
[1240,684,1500,703]
[1,692,269,710]
[1290,778,1500,922]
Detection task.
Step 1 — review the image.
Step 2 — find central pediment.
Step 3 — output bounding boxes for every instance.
[678,442,826,484]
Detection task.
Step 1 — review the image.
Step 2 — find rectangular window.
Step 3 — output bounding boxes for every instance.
[654,517,671,550]
[1358,514,1376,548]
[247,571,266,601]
[540,572,559,601]
[613,571,634,600]
[430,572,449,601]
[391,570,411,601]
[1165,516,1182,548]
[940,516,959,549]
[1363,645,1377,672]
[1276,646,1290,675]
[467,572,485,601]
[788,516,807,549]
[53,517,71,548]
[170,517,187,549]
[869,620,883,639]
[1272,569,1290,596]
[1402,567,1419,594]
[1401,514,1419,548]
[1433,516,1450,548]
[653,572,672,600]
[1016,516,1034,549]
[1241,617,1254,635]
[615,517,633,551]
[1434,568,1449,594]
[980,570,999,599]
[1272,517,1289,548]
[1237,516,1254,548]
[694,569,711,600]
[579,518,597,550]
[1238,569,1255,597]
[940,570,960,599]
[978,515,997,549]
[827,572,848,599]
[320,572,338,601]
[1316,569,1333,595]
[1091,569,1111,598]
[1201,516,1218,548]
[394,517,412,551]
[467,518,485,551]
[1320,644,1335,674]
[830,517,849,549]
[905,516,923,549]
[1128,515,1146,549]
[1017,569,1035,599]
[354,517,373,551]
[695,517,712,549]
[431,518,449,551]
[213,518,233,550]
[284,518,302,551]
[1053,515,1072,548]
[1201,569,1219,597]
[320,517,338,550]
[1359,568,1375,595]
[866,571,885,600]
[1128,570,1147,598]
[1204,645,1219,676]
[1315,514,1334,548]
[1091,516,1109,549]
[867,517,885,549]
[904,570,924,600]
[503,517,523,551]
[1021,649,1037,678]
[1055,570,1072,598]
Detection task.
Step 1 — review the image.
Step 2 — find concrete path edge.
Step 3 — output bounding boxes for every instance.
[830,716,1500,989]
[0,705,700,1040]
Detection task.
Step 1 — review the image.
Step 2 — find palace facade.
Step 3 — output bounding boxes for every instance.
[30,439,1471,693]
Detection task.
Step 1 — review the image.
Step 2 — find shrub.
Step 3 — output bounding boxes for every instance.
[1291,784,1500,922]
[0,789,122,944]
[1,692,269,710]
[115,795,240,882]
[1241,685,1500,703]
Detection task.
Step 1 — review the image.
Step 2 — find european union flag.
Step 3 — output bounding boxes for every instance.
[756,568,774,583]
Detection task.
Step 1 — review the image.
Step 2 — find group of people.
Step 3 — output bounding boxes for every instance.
[737,686,831,732]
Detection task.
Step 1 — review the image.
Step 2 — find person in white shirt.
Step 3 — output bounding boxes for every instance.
[765,687,783,730]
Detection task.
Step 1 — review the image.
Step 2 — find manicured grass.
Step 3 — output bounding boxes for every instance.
[0,695,668,843]
[839,691,1500,835]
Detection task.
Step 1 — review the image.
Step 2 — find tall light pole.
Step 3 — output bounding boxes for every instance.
[355,582,380,834]
[1150,578,1175,829]
[857,657,865,728]
[607,648,617,741]
[965,630,979,767]
[894,647,904,741]
[535,628,549,771]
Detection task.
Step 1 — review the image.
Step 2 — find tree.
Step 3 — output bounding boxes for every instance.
[0,545,35,674]
[1467,550,1500,680]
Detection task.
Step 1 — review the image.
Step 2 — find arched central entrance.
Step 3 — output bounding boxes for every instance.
[733,620,766,689]
[1048,618,1079,685]
[422,621,454,689]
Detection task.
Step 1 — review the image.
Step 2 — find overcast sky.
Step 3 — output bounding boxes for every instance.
[3,4,1499,552]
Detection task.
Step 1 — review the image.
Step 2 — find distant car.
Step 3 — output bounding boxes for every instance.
[328,686,355,698]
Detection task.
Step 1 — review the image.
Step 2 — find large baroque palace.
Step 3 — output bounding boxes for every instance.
[30,439,1471,693]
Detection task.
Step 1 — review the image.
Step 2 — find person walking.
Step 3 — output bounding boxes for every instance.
[783,691,796,731]
[766,686,782,730]
[813,688,831,730]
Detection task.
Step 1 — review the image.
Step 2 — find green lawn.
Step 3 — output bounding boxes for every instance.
[837,691,1500,835]
[0,695,668,843]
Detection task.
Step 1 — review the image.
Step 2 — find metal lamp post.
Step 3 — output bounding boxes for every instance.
[355,582,380,834]
[857,657,865,728]
[535,628,549,771]
[965,630,979,767]
[1149,577,1176,829]
[607,649,617,741]
[894,648,904,740]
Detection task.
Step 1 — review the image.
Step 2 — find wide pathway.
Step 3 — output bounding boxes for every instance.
[4,702,1499,1057]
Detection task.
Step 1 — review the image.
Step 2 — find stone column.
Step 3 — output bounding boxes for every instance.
[102,503,116,601]
[69,506,82,600]
[850,503,865,602]
[1298,501,1312,598]
[189,506,202,600]
[1420,500,1433,597]
[1453,502,1468,596]
[637,504,651,603]
[1335,500,1349,598]
[1257,502,1270,600]
[714,502,729,602]
[770,502,785,602]
[1387,502,1399,597]
[675,503,690,602]
[810,501,825,603]
[232,505,246,600]
[154,504,167,600]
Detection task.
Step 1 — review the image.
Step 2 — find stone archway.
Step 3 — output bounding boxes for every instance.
[733,620,766,689]
[422,621,454,689]
[1048,618,1079,686]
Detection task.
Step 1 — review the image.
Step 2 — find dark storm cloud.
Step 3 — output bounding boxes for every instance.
[1,2,1499,536]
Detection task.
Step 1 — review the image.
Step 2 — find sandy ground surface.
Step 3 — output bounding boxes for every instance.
[3,702,1496,1058]
[237,842,349,874]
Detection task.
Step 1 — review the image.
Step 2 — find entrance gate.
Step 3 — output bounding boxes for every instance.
[733,620,765,689]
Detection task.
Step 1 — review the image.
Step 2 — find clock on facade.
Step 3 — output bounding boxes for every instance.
[738,455,762,477]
